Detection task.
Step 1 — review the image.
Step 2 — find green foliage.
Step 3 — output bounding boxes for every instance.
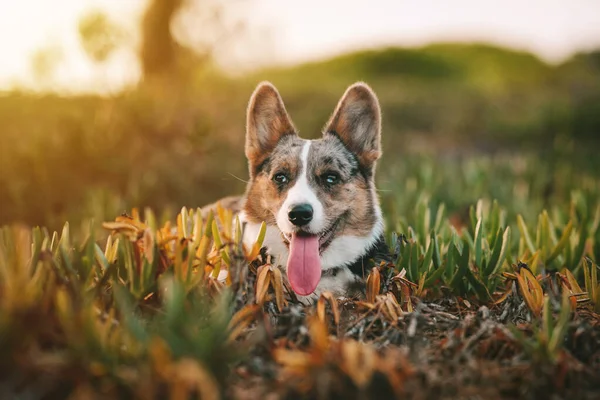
[582,257,600,312]
[509,292,573,364]
[1,196,598,397]
[390,191,598,302]
[0,207,263,398]
[2,43,600,229]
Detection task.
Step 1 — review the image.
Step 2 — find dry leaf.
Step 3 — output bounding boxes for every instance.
[366,267,381,303]
[317,292,340,327]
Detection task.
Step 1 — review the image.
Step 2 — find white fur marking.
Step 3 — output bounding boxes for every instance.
[320,216,384,270]
[275,141,325,234]
[322,181,384,271]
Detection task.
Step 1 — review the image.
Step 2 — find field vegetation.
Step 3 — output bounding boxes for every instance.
[1,2,600,398]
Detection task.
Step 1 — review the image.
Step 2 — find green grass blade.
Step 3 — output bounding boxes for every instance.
[474,219,484,268]
[546,220,573,265]
[517,215,536,255]
[485,227,511,278]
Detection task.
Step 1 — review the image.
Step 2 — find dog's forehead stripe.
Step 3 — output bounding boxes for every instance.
[274,139,327,235]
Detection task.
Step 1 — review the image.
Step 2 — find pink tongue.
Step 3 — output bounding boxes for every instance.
[287,234,322,296]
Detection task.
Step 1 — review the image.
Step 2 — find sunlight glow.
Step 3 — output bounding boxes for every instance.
[1,0,599,93]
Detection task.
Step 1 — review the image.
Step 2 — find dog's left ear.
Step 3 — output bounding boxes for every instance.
[324,82,381,171]
[246,82,296,177]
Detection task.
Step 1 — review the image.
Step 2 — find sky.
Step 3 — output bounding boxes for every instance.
[1,0,600,93]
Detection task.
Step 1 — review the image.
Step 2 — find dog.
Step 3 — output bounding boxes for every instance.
[203,82,390,302]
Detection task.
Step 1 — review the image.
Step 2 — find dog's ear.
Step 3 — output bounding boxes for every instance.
[324,82,381,171]
[246,82,296,175]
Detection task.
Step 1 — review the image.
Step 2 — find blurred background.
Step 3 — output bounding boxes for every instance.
[1,0,599,231]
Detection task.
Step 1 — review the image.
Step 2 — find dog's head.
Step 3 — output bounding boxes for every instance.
[242,82,384,296]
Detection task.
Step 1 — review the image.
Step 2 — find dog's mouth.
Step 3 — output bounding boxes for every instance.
[281,218,340,254]
[280,219,341,297]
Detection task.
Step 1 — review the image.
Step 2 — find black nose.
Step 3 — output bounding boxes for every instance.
[288,204,313,226]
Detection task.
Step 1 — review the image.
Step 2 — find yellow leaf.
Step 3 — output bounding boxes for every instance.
[366,267,380,303]
[271,266,286,312]
[400,285,413,313]
[220,248,231,265]
[246,222,267,261]
[273,348,312,370]
[115,214,147,231]
[516,267,544,316]
[192,208,203,247]
[493,286,513,305]
[195,236,211,273]
[308,315,330,357]
[383,293,402,321]
[564,269,585,294]
[215,202,233,242]
[169,359,219,400]
[255,264,272,305]
[210,259,222,280]
[101,221,139,235]
[526,250,541,275]
[234,215,242,244]
[356,301,376,311]
[176,210,185,239]
[228,304,259,343]
[131,208,140,222]
[149,337,172,378]
[317,291,340,327]
[340,340,376,388]
[211,220,222,250]
[416,271,427,297]
[142,229,154,264]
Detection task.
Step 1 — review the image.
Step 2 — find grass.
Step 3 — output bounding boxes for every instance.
[1,154,600,399]
[1,41,600,399]
[2,43,600,229]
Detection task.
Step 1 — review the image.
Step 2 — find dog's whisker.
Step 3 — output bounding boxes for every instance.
[226,172,249,184]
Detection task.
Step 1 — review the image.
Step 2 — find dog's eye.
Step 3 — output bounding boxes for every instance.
[323,172,340,185]
[273,173,289,184]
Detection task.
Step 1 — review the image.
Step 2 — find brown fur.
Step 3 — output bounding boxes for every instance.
[245,83,297,177]
[200,195,245,219]
[242,82,382,238]
[243,134,306,224]
[199,81,384,274]
[324,83,382,170]
[307,136,377,237]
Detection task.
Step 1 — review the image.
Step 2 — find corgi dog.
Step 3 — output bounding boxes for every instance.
[204,82,390,302]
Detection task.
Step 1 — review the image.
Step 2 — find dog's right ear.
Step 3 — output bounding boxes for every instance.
[324,82,381,172]
[246,82,296,176]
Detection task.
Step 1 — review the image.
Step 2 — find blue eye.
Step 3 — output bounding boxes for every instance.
[273,173,289,184]
[323,173,340,185]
